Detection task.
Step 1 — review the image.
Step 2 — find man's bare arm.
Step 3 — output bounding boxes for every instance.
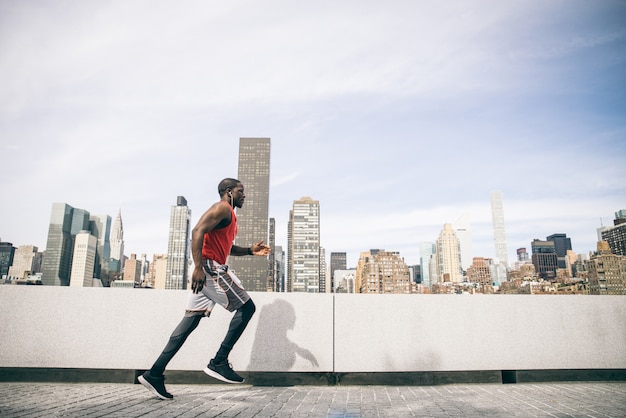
[231,240,271,257]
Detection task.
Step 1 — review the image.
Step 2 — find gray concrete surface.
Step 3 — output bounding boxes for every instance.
[3,286,625,374]
[1,382,625,417]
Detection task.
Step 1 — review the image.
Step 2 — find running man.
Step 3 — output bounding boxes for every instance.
[139,178,271,400]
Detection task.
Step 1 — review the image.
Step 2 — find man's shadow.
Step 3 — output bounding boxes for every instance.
[247,299,318,371]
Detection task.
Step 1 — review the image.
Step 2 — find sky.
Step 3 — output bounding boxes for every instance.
[1,0,625,269]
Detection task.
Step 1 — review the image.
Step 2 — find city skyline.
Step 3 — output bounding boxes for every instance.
[1,1,625,268]
[4,196,625,273]
[4,201,626,292]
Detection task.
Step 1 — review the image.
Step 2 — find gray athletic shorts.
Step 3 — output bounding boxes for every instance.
[185,260,250,317]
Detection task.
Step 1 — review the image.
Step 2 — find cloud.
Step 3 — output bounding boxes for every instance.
[271,172,301,188]
[511,28,626,61]
[1,0,624,270]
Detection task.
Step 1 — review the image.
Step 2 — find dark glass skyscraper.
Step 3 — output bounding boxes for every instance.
[89,214,111,284]
[0,241,16,279]
[41,203,109,286]
[330,252,347,293]
[41,203,77,286]
[229,137,271,292]
[546,233,572,269]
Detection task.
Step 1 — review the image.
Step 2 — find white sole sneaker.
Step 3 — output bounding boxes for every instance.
[203,366,244,384]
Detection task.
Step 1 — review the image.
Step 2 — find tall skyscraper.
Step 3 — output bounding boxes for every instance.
[274,245,285,292]
[490,190,509,266]
[601,210,626,256]
[70,209,90,236]
[229,137,271,292]
[0,241,16,279]
[419,242,436,288]
[546,233,572,269]
[140,253,149,284]
[320,246,327,293]
[165,196,191,290]
[124,253,142,286]
[454,214,473,270]
[8,245,42,279]
[41,203,76,286]
[89,214,111,282]
[287,196,320,292]
[329,252,347,293]
[531,239,558,280]
[69,230,97,287]
[109,209,125,277]
[435,223,463,283]
[146,254,168,289]
[267,218,277,291]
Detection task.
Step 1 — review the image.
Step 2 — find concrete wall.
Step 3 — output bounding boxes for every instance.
[1,286,625,374]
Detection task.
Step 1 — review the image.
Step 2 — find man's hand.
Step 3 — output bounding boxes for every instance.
[191,265,206,294]
[251,240,271,256]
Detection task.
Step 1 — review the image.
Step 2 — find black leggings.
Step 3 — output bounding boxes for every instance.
[150,299,256,377]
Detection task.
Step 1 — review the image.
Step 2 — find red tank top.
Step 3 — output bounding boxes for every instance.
[202,202,238,265]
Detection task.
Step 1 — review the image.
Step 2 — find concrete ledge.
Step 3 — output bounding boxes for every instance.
[2,368,625,386]
[2,287,625,376]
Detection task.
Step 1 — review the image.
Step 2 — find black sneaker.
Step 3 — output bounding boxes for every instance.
[203,359,244,383]
[138,371,173,400]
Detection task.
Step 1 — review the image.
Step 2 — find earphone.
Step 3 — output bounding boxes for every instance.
[228,191,232,197]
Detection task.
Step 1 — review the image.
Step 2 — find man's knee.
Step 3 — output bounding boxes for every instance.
[242,299,255,319]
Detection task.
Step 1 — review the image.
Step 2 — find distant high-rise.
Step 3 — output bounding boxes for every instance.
[0,241,16,279]
[287,196,320,292]
[140,253,149,284]
[587,241,626,295]
[334,269,356,293]
[358,250,411,294]
[89,214,111,282]
[517,247,530,262]
[8,245,42,279]
[329,252,347,293]
[229,137,271,292]
[165,196,191,290]
[109,209,125,276]
[436,223,463,283]
[454,214,472,270]
[490,191,509,266]
[601,209,626,256]
[41,203,76,286]
[546,233,572,269]
[466,257,494,285]
[147,254,168,289]
[267,218,277,291]
[274,245,285,292]
[124,253,142,286]
[69,230,97,287]
[531,239,558,280]
[420,242,435,288]
[320,247,327,292]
